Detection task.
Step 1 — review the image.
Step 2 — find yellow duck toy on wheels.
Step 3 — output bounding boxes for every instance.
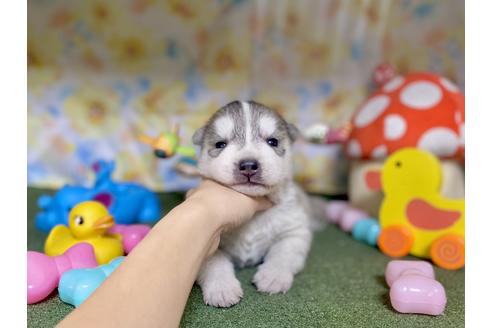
[368,148,465,270]
[44,201,124,264]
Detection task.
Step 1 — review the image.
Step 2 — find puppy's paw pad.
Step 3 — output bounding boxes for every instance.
[202,278,243,308]
[253,266,294,294]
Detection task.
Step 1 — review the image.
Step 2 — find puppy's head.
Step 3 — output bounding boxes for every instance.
[193,101,299,196]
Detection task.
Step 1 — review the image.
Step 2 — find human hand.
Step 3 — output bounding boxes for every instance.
[185,179,272,232]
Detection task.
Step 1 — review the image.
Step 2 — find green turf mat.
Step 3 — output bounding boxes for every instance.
[27,188,464,328]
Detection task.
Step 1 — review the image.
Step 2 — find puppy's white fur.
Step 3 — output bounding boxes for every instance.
[193,101,319,307]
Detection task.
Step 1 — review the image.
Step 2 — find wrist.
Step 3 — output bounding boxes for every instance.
[172,198,225,235]
[177,199,225,256]
[151,199,224,258]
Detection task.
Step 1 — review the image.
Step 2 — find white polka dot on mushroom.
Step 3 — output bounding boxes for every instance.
[440,77,460,93]
[384,114,407,140]
[417,127,460,157]
[347,139,362,158]
[354,95,390,128]
[400,81,442,110]
[371,145,387,159]
[382,76,405,93]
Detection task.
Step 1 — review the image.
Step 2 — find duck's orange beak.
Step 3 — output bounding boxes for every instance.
[92,215,114,230]
[365,170,382,191]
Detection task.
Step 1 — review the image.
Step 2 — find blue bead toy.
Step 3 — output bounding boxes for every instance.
[35,160,161,232]
[58,256,125,307]
[352,218,381,246]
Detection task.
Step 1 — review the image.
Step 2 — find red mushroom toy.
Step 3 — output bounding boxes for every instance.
[305,65,465,216]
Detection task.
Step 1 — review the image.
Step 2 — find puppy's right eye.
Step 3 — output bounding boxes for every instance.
[215,141,227,149]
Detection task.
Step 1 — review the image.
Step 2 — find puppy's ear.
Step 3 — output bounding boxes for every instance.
[287,123,300,142]
[192,126,205,146]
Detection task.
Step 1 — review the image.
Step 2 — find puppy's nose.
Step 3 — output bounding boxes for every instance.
[239,159,259,176]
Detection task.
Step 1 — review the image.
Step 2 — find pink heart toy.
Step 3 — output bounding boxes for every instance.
[27,243,98,304]
[108,224,151,253]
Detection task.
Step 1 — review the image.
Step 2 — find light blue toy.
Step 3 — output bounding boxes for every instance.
[352,218,381,246]
[58,256,124,307]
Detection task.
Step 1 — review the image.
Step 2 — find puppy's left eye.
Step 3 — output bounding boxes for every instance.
[267,138,278,147]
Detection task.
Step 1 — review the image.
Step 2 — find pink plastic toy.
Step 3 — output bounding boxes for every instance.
[385,260,447,315]
[325,201,370,232]
[324,200,350,224]
[108,224,151,253]
[27,243,98,304]
[339,208,368,232]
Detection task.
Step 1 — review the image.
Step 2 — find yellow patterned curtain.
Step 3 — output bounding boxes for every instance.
[28,0,464,193]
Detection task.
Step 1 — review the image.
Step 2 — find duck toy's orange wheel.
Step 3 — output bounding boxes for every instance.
[430,234,465,270]
[378,225,415,258]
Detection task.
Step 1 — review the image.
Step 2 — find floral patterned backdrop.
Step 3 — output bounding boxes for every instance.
[28,0,464,194]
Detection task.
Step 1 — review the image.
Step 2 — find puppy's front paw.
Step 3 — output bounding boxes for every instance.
[253,265,294,294]
[201,277,243,308]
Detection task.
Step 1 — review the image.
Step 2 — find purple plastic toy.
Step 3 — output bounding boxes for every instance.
[385,260,447,315]
[27,243,98,304]
[108,224,151,253]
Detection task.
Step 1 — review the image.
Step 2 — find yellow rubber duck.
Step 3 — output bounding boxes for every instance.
[367,148,465,270]
[44,201,124,264]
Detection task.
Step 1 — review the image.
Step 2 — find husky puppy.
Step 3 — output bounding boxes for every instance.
[192,100,323,308]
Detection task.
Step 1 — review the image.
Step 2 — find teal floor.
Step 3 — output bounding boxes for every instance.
[27,188,464,328]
